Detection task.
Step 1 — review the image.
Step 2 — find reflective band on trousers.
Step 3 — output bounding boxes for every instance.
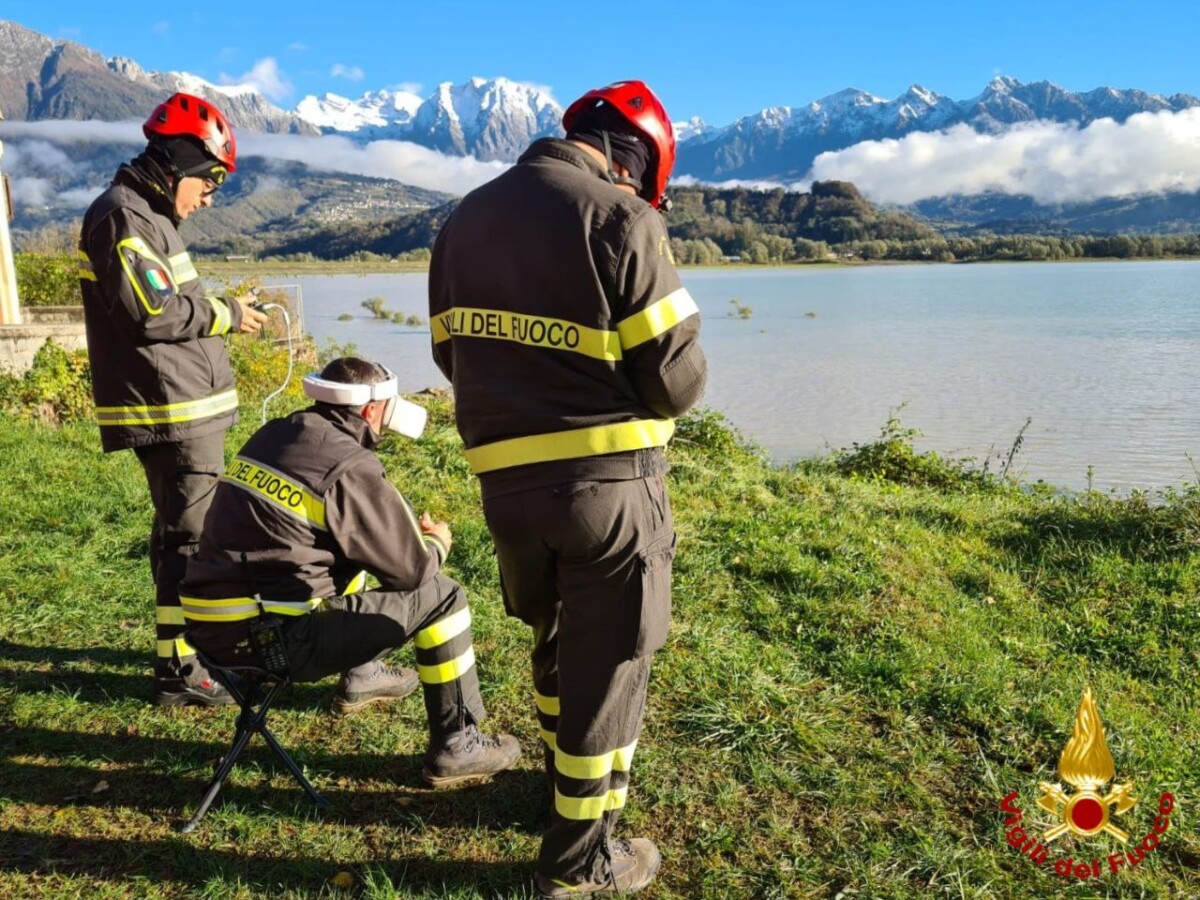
[413,607,472,650]
[179,595,324,622]
[95,389,238,427]
[157,636,195,659]
[417,646,475,684]
[535,691,560,716]
[222,456,327,530]
[555,786,628,820]
[156,606,186,626]
[464,418,675,474]
[554,740,638,781]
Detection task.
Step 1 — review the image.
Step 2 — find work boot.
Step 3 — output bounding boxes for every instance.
[333,660,419,714]
[152,675,235,708]
[535,838,662,898]
[422,723,521,788]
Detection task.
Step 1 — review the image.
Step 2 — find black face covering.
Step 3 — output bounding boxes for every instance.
[566,101,653,196]
[147,137,227,182]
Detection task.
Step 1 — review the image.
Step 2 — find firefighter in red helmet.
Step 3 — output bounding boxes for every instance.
[429,80,707,896]
[78,93,269,706]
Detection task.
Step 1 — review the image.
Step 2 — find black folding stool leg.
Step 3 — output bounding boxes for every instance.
[181,652,329,833]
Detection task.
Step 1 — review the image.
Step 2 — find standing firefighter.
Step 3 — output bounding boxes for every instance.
[180,357,521,785]
[428,80,707,896]
[77,93,269,706]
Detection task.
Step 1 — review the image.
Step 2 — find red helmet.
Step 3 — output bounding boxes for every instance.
[143,92,237,172]
[563,80,675,208]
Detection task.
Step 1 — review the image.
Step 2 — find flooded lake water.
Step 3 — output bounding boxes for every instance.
[262,261,1200,493]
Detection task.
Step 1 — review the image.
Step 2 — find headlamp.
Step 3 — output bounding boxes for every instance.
[302,365,427,439]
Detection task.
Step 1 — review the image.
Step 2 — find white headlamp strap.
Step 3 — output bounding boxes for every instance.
[302,366,399,407]
[302,365,426,439]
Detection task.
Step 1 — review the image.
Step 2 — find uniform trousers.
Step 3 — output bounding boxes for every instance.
[190,574,485,738]
[133,430,225,680]
[483,474,675,881]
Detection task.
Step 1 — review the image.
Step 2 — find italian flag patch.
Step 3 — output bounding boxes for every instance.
[146,268,171,291]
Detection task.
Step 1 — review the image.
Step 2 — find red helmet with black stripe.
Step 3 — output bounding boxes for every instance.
[563,80,675,209]
[143,92,237,172]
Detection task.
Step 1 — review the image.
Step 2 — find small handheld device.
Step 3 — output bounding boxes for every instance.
[248,616,291,676]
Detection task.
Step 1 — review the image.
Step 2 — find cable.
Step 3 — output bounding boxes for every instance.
[253,302,294,424]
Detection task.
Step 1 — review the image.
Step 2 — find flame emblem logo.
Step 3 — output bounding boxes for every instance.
[1037,688,1137,842]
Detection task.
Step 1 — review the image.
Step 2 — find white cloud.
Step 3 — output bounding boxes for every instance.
[287,42,308,52]
[0,120,504,198]
[219,58,293,102]
[0,120,143,144]
[9,177,53,206]
[330,64,365,82]
[58,186,106,208]
[3,140,80,175]
[152,21,170,35]
[808,108,1200,205]
[239,132,507,196]
[392,82,424,95]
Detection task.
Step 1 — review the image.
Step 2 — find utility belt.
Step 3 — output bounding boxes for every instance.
[180,595,322,677]
[180,594,325,623]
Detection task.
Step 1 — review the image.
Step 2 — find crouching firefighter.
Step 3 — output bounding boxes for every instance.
[180,357,520,785]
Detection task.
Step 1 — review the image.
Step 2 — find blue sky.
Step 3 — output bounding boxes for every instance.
[11,1,1200,125]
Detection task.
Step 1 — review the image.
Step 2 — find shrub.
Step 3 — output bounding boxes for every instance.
[833,415,985,490]
[0,340,93,424]
[14,253,80,307]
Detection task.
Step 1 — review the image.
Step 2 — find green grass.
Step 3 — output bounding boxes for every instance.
[1,401,1198,899]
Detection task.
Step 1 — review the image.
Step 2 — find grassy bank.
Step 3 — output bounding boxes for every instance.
[0,357,1198,898]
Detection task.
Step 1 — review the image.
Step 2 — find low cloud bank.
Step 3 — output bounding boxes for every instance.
[809,108,1200,205]
[0,121,506,197]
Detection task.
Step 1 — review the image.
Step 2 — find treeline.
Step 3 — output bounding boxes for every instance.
[836,232,1200,263]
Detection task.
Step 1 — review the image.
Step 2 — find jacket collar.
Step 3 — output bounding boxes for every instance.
[312,404,381,450]
[518,137,608,180]
[114,158,179,223]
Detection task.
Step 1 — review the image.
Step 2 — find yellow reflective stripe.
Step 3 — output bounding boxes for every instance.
[464,418,675,474]
[95,390,238,426]
[169,251,199,284]
[554,787,628,820]
[616,287,700,350]
[155,606,186,625]
[431,306,622,362]
[116,236,172,316]
[414,607,472,650]
[206,297,231,336]
[540,728,558,753]
[76,252,98,281]
[535,691,561,716]
[263,600,323,616]
[180,595,322,622]
[156,636,195,659]
[555,740,638,781]
[417,646,475,684]
[222,456,327,530]
[343,571,368,595]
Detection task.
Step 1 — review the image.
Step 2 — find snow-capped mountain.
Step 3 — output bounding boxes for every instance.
[0,19,315,134]
[295,76,562,162]
[677,77,1200,181]
[296,88,424,132]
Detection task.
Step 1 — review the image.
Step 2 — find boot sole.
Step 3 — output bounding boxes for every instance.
[332,687,419,715]
[421,767,506,789]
